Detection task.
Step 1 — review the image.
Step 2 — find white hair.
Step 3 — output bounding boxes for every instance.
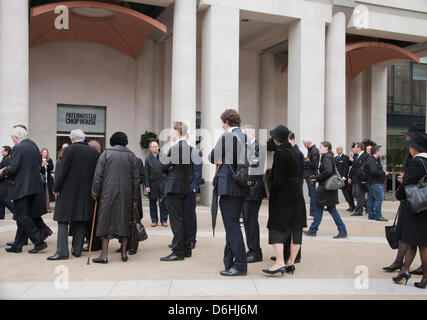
[303,138,313,144]
[11,126,28,140]
[242,125,255,137]
[70,129,85,142]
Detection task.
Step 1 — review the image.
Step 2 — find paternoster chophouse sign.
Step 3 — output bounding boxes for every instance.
[57,104,106,135]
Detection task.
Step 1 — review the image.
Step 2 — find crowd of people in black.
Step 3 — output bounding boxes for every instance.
[0,114,425,288]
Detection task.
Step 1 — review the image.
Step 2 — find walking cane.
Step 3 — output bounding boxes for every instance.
[87,199,98,265]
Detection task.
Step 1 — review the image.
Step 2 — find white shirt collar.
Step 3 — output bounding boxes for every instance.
[172,137,186,146]
[227,126,238,133]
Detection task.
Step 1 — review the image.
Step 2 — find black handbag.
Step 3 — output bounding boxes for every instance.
[404,158,427,214]
[130,203,148,243]
[385,210,399,250]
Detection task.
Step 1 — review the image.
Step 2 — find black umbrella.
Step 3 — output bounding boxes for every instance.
[211,165,220,237]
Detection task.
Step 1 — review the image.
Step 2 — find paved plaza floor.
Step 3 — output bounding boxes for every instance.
[0,200,426,300]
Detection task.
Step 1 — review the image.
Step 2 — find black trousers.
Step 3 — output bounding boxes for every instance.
[353,183,367,215]
[167,194,191,256]
[13,195,44,248]
[186,191,197,244]
[67,222,89,256]
[242,199,262,258]
[341,180,355,209]
[220,195,247,272]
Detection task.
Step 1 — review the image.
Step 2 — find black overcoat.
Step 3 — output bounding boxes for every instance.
[267,143,306,231]
[144,152,167,200]
[92,145,139,238]
[396,154,427,246]
[314,152,339,207]
[0,156,11,200]
[53,142,100,222]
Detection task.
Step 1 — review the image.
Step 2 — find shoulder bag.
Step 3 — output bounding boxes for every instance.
[325,162,345,191]
[385,210,400,249]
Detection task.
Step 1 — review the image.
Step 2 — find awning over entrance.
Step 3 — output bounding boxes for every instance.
[346,41,420,79]
[30,1,167,59]
[280,41,420,78]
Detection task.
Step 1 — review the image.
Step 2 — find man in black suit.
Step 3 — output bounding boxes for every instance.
[0,125,48,253]
[335,146,355,212]
[348,142,369,216]
[209,109,250,277]
[241,125,265,263]
[160,122,193,261]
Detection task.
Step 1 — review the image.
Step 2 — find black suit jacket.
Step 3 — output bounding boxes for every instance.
[335,154,350,179]
[349,151,369,185]
[144,152,167,199]
[161,140,192,196]
[2,139,44,201]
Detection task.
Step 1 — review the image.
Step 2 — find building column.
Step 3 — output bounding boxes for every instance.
[170,0,197,138]
[325,12,346,151]
[346,74,364,152]
[370,64,388,154]
[260,53,276,131]
[288,19,325,147]
[0,0,29,146]
[200,5,240,205]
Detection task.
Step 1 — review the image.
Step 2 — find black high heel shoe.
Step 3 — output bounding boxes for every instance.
[285,265,296,274]
[383,262,403,272]
[121,254,128,262]
[392,271,411,285]
[414,279,427,289]
[262,266,286,276]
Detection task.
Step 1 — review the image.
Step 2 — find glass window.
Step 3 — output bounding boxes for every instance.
[393,63,411,105]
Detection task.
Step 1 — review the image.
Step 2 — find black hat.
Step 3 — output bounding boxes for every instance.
[110,131,128,147]
[402,123,424,137]
[270,125,291,143]
[406,132,427,153]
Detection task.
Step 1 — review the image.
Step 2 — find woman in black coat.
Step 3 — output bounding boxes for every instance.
[392,133,427,289]
[92,132,139,264]
[40,148,55,207]
[304,141,348,238]
[264,125,306,276]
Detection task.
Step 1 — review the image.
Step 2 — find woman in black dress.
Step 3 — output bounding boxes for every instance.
[40,148,55,209]
[392,132,427,289]
[263,125,306,276]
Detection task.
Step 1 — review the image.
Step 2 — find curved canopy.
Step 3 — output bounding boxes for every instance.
[30,1,167,59]
[281,41,420,78]
[346,42,419,79]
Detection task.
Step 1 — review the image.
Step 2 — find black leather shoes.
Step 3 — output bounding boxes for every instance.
[410,267,424,276]
[92,257,108,264]
[128,249,137,255]
[28,242,47,254]
[5,246,22,253]
[375,216,388,222]
[346,207,355,212]
[333,234,348,239]
[270,257,301,264]
[185,251,192,258]
[7,241,28,247]
[47,254,69,261]
[160,253,184,261]
[121,255,128,262]
[383,262,403,272]
[220,267,247,277]
[247,254,262,263]
[189,242,196,250]
[351,213,362,216]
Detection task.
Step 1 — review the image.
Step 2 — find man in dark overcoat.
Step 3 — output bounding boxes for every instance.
[47,129,100,260]
[1,125,48,253]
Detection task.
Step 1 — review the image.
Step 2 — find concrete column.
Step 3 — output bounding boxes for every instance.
[0,0,29,146]
[325,12,346,151]
[346,73,364,152]
[288,19,325,147]
[135,40,155,158]
[200,5,240,205]
[163,36,172,131]
[370,64,388,154]
[260,54,276,130]
[170,0,197,138]
[154,42,165,134]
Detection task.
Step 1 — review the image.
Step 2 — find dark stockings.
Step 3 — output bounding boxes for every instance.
[121,238,128,257]
[98,239,109,260]
[419,247,427,282]
[401,245,417,274]
[393,241,408,266]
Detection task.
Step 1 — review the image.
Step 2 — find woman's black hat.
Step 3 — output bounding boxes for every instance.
[406,132,427,153]
[402,123,424,137]
[269,125,291,143]
[110,131,128,147]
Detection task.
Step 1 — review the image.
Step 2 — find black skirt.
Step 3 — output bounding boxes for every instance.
[399,202,427,247]
[268,228,303,245]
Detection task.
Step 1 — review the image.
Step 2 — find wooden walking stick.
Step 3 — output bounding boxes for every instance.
[87,199,98,265]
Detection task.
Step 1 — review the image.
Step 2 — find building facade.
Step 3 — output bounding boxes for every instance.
[0,0,427,203]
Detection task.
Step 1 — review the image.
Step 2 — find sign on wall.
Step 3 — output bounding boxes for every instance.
[57,104,106,135]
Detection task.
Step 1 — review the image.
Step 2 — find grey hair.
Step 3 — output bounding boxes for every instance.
[241,124,255,136]
[11,126,28,140]
[70,129,85,142]
[303,138,313,144]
